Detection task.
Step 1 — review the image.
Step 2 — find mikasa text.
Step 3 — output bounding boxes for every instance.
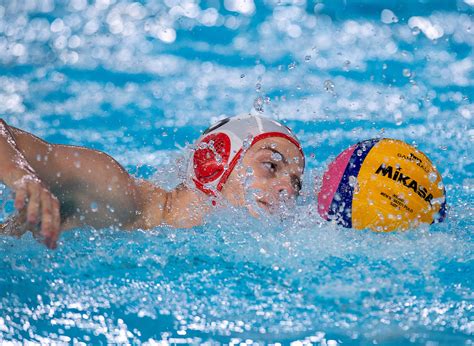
[375,164,434,205]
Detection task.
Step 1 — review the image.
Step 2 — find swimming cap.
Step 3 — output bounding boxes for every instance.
[188,114,304,196]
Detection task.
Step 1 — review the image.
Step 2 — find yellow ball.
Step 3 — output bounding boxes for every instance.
[317,138,447,232]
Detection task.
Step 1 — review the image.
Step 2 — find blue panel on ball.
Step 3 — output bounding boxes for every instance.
[328,138,380,228]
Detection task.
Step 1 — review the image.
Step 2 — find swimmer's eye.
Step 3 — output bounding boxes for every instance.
[263,161,277,174]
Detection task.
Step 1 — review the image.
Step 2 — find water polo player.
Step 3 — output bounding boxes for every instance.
[0,115,304,249]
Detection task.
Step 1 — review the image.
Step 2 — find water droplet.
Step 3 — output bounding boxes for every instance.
[255,83,262,92]
[90,201,98,212]
[253,96,264,113]
[288,62,297,70]
[403,68,411,77]
[324,80,335,93]
[394,112,403,126]
[348,175,358,187]
[411,27,421,35]
[428,172,438,183]
[343,60,351,71]
[242,136,253,150]
[304,55,311,62]
[240,73,245,78]
[271,152,282,161]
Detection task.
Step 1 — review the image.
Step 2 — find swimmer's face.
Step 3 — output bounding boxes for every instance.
[221,137,304,213]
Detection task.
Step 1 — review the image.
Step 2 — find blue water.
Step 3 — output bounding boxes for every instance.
[0,0,473,343]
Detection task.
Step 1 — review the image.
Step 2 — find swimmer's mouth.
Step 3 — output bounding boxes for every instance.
[256,199,272,212]
[256,197,295,214]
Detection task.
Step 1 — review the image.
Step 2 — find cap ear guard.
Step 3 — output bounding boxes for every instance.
[193,132,231,185]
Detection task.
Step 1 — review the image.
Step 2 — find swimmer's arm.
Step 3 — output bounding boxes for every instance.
[0,119,144,246]
[41,144,143,229]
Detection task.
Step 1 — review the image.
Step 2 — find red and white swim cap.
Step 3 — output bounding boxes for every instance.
[188,114,304,196]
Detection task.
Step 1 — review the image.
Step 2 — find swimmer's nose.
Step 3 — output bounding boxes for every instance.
[274,176,297,201]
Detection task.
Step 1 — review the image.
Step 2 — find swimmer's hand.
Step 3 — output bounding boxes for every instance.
[12,175,61,249]
[0,118,61,248]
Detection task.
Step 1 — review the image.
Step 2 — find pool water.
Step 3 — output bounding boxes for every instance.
[0,0,473,344]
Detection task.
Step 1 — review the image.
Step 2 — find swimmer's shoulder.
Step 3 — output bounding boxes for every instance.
[128,179,170,230]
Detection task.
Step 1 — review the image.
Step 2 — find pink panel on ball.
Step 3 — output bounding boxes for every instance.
[317,145,356,220]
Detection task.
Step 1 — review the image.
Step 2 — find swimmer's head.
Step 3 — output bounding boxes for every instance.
[188,114,304,211]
